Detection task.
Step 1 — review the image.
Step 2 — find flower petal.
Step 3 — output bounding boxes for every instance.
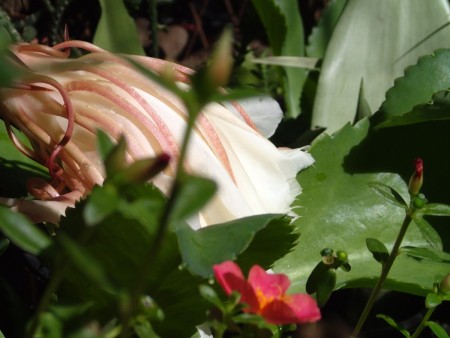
[248,265,290,299]
[261,294,321,325]
[213,261,259,310]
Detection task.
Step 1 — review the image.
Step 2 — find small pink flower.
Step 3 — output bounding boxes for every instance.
[409,157,424,196]
[213,261,321,325]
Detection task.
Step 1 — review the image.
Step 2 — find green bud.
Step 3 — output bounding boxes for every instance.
[412,193,427,209]
[336,250,348,263]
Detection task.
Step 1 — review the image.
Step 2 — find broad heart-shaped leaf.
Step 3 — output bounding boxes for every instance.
[381,49,450,118]
[274,118,450,296]
[311,0,450,133]
[251,0,306,118]
[94,0,145,55]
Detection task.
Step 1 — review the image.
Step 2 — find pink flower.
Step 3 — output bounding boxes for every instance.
[213,261,321,325]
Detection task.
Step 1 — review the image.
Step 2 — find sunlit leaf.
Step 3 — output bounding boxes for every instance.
[312,0,450,133]
[381,49,450,118]
[83,185,120,226]
[368,181,408,208]
[274,118,450,295]
[251,56,319,70]
[306,0,348,58]
[402,247,450,263]
[412,215,443,250]
[419,203,450,217]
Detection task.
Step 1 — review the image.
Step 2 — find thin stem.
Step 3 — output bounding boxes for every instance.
[410,307,436,338]
[149,0,159,58]
[26,261,68,338]
[351,211,414,338]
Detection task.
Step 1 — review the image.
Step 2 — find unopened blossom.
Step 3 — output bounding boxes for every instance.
[213,261,321,325]
[408,158,423,196]
[0,40,314,228]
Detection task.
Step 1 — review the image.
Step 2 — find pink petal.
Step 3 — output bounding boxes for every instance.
[261,294,321,325]
[213,261,259,310]
[248,265,290,299]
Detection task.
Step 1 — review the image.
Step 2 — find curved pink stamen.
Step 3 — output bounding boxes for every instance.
[52,40,107,54]
[18,43,70,59]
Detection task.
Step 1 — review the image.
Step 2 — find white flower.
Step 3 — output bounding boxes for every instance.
[0,41,314,228]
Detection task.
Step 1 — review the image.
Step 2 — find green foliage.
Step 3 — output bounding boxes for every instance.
[427,321,450,338]
[0,206,51,255]
[311,0,450,133]
[366,238,389,264]
[376,314,411,337]
[251,0,306,118]
[94,0,145,55]
[274,118,450,295]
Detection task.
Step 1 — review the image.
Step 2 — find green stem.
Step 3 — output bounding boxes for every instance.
[26,261,68,338]
[351,211,414,338]
[410,307,436,338]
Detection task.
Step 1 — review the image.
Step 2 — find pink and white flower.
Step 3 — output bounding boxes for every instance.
[0,40,313,228]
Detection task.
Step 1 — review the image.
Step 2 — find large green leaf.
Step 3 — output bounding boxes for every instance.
[380,49,450,118]
[251,0,306,118]
[274,118,450,296]
[311,0,450,133]
[93,0,145,55]
[306,0,348,58]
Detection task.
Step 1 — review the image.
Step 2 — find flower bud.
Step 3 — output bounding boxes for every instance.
[440,273,450,294]
[408,158,423,196]
[208,28,234,88]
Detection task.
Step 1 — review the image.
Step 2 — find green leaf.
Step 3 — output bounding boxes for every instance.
[366,238,390,264]
[134,320,161,338]
[306,0,348,58]
[312,0,450,133]
[199,285,224,310]
[57,233,114,291]
[377,98,450,129]
[251,0,306,118]
[306,262,328,294]
[236,216,298,272]
[83,185,120,226]
[93,0,145,55]
[426,293,442,308]
[420,203,450,217]
[96,129,116,161]
[251,56,319,70]
[274,118,450,295]
[0,123,48,197]
[176,214,282,277]
[0,206,51,255]
[412,215,443,250]
[0,238,9,256]
[381,49,450,118]
[376,314,411,337]
[34,312,63,338]
[402,247,450,263]
[427,321,450,338]
[170,174,217,225]
[368,181,408,209]
[316,269,337,307]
